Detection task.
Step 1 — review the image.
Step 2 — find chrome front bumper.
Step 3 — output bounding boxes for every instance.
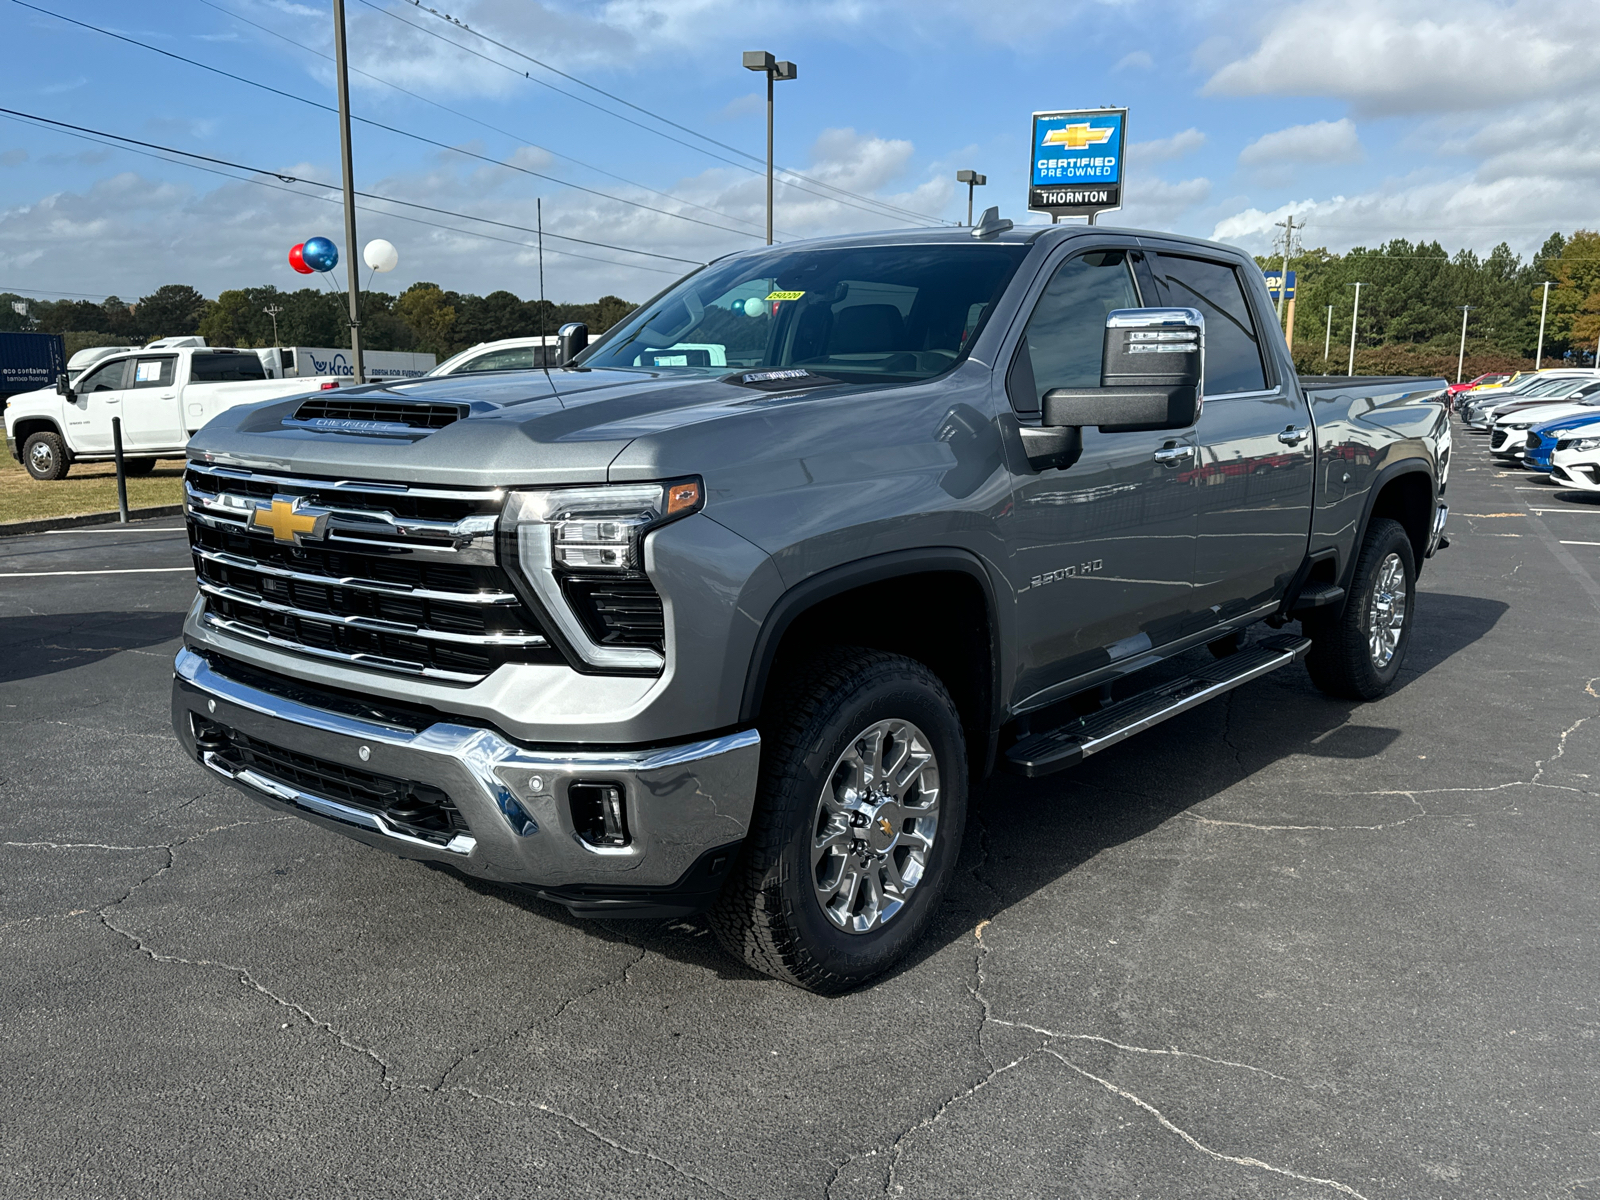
[171,647,760,915]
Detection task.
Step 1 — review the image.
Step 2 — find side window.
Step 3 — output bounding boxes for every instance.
[131,357,177,389]
[462,347,544,372]
[1148,255,1268,395]
[189,353,267,383]
[1006,250,1139,414]
[78,358,128,393]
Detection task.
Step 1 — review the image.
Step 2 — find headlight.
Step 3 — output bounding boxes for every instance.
[502,478,703,671]
[1576,438,1600,452]
[1504,422,1531,430]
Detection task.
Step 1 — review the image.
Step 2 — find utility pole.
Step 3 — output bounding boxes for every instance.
[1535,280,1553,370]
[1456,305,1472,383]
[1273,214,1299,326]
[956,170,986,225]
[1324,303,1333,367]
[332,0,365,383]
[743,51,797,245]
[263,303,283,348]
[1347,282,1362,376]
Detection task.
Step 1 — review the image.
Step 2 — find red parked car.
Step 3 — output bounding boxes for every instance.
[1448,373,1508,397]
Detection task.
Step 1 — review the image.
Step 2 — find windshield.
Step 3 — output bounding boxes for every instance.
[579,243,1031,382]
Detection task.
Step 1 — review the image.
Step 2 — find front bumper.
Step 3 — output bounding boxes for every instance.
[171,647,760,917]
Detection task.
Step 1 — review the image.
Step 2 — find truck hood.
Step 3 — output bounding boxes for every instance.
[185,365,874,487]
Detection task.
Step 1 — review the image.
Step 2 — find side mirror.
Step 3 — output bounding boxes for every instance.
[556,322,588,366]
[1043,307,1204,433]
[55,372,75,401]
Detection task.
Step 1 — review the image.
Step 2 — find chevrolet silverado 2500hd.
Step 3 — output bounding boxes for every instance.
[170,220,1450,992]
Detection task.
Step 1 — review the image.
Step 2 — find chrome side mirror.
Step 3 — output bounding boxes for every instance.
[556,322,588,366]
[1042,308,1204,433]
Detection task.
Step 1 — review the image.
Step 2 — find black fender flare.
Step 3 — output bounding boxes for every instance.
[737,547,1007,735]
[9,417,69,463]
[1344,456,1437,590]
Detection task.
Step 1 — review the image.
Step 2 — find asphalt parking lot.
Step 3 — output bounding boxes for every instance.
[4,428,1599,1200]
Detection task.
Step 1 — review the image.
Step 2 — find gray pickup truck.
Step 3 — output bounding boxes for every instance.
[171,216,1450,992]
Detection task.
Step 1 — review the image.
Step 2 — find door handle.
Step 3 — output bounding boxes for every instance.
[1278,426,1310,445]
[1153,444,1194,464]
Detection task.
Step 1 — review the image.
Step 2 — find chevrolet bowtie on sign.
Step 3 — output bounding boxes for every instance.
[250,494,332,546]
[1029,107,1126,222]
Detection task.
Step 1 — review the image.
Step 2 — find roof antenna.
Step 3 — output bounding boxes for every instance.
[971,206,1013,239]
[538,197,561,400]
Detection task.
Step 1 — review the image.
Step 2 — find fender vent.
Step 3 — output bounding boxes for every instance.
[291,398,467,430]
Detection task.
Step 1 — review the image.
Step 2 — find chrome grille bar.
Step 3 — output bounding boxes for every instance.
[199,613,487,684]
[187,461,504,502]
[192,547,520,606]
[197,581,546,647]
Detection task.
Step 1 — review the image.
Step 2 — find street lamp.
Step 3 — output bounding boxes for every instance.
[1535,280,1553,369]
[743,51,798,246]
[956,170,986,226]
[1347,281,1363,377]
[1456,305,1472,384]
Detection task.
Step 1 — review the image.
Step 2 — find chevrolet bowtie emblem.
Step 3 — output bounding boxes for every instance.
[1043,123,1115,150]
[877,817,894,837]
[250,494,331,545]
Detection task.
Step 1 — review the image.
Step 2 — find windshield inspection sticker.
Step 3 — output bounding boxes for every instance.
[764,290,806,301]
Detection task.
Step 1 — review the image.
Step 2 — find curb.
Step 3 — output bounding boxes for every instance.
[0,504,186,538]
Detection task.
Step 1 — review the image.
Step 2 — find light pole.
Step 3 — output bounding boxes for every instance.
[332,0,364,383]
[743,51,798,246]
[956,170,986,226]
[1347,281,1362,377]
[263,303,283,348]
[1456,305,1472,383]
[1535,280,1553,370]
[1323,303,1333,368]
[1273,213,1299,327]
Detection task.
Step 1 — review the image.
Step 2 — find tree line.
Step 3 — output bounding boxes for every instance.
[1260,230,1600,378]
[0,282,638,361]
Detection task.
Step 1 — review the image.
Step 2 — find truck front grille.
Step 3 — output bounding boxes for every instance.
[185,464,557,683]
[191,715,469,846]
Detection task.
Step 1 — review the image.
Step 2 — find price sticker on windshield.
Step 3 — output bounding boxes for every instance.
[764,290,805,301]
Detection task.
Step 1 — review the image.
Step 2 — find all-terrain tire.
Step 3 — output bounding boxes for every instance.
[23,431,70,480]
[709,648,968,994]
[121,457,157,476]
[1303,517,1416,701]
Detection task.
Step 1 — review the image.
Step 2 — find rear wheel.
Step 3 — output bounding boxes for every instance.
[1303,517,1415,700]
[121,457,157,476]
[710,648,968,993]
[23,431,69,480]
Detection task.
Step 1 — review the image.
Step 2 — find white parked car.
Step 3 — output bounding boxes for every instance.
[1550,434,1600,491]
[1488,380,1600,457]
[1463,370,1599,427]
[4,344,340,480]
[428,336,560,376]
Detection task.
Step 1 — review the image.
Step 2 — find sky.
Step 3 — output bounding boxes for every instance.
[0,0,1593,305]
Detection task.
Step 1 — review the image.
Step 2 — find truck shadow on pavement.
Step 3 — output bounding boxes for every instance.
[448,589,1510,990]
[0,609,186,683]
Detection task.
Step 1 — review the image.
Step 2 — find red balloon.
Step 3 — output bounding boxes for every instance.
[288,242,314,274]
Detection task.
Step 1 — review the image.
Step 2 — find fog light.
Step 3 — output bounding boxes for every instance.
[569,782,629,847]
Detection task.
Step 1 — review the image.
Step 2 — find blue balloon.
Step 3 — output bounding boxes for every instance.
[302,236,339,272]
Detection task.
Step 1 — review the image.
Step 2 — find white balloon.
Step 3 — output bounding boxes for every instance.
[742,297,765,318]
[363,238,399,273]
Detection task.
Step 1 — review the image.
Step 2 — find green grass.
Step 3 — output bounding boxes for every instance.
[0,449,185,526]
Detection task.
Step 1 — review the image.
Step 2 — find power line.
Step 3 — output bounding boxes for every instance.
[0,108,695,275]
[191,0,780,240]
[12,0,765,244]
[366,0,950,228]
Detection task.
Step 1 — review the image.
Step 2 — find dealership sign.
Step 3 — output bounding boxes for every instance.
[1029,108,1126,221]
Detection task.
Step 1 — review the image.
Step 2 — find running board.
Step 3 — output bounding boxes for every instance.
[1004,634,1312,778]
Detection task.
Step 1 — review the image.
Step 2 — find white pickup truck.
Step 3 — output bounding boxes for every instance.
[4,345,335,480]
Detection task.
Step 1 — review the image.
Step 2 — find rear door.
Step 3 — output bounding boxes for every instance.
[121,354,184,451]
[999,239,1200,706]
[1143,247,1316,620]
[66,356,130,453]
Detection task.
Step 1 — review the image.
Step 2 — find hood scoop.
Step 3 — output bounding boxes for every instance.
[284,397,468,437]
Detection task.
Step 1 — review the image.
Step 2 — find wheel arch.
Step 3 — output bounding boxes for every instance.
[1346,460,1435,589]
[739,549,1007,777]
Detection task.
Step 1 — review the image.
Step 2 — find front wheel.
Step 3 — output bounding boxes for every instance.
[710,648,968,993]
[1303,517,1416,700]
[23,431,70,480]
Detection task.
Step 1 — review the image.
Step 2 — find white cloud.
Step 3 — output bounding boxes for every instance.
[1121,177,1212,229]
[1238,119,1362,167]
[1203,0,1594,116]
[1130,128,1205,166]
[1114,50,1152,72]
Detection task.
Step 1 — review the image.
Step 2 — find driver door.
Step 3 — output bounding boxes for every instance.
[998,242,1201,708]
[66,356,131,453]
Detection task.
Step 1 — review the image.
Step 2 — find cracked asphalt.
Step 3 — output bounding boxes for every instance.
[3,425,1599,1200]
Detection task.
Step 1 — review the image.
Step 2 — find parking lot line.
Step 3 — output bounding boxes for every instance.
[35,527,187,535]
[1560,541,1600,547]
[0,567,193,578]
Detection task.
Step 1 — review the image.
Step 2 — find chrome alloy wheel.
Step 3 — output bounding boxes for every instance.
[1368,552,1407,668]
[811,718,940,934]
[28,440,54,474]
